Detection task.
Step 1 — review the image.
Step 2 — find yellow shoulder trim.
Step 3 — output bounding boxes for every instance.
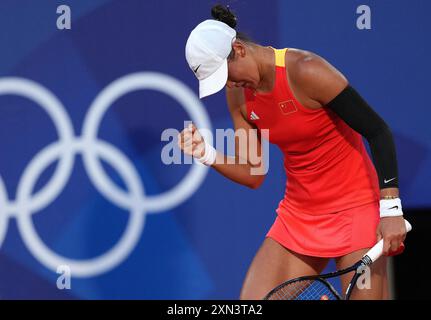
[275,48,288,67]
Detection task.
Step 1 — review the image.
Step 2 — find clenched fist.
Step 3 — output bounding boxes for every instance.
[177,123,206,159]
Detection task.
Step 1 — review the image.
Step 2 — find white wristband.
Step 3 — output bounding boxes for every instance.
[379,198,403,218]
[194,141,216,166]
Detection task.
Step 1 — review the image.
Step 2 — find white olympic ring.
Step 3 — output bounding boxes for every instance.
[0,73,211,277]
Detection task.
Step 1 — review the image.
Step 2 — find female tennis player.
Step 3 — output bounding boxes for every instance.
[179,5,407,300]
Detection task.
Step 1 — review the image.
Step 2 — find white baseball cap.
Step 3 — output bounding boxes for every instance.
[185,19,236,99]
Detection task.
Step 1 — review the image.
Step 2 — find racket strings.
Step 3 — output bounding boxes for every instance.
[266,279,339,300]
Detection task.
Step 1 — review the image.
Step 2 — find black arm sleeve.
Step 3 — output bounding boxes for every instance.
[326,85,399,189]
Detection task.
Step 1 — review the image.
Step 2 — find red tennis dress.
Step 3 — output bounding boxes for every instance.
[244,48,380,257]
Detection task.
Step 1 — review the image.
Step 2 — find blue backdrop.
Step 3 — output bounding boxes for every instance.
[0,0,429,299]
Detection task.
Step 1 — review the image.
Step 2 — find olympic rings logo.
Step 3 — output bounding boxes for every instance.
[0,72,211,277]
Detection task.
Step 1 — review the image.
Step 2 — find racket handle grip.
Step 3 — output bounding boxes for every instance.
[365,219,412,263]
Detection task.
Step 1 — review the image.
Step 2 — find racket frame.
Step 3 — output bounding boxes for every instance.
[263,258,372,300]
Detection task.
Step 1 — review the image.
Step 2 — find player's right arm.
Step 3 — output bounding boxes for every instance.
[177,87,266,189]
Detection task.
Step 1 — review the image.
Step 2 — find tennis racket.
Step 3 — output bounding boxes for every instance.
[263,219,412,300]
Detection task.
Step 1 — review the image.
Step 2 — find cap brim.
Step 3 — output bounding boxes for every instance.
[199,59,228,99]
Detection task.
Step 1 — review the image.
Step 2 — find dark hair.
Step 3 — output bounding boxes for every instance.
[211,4,253,43]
